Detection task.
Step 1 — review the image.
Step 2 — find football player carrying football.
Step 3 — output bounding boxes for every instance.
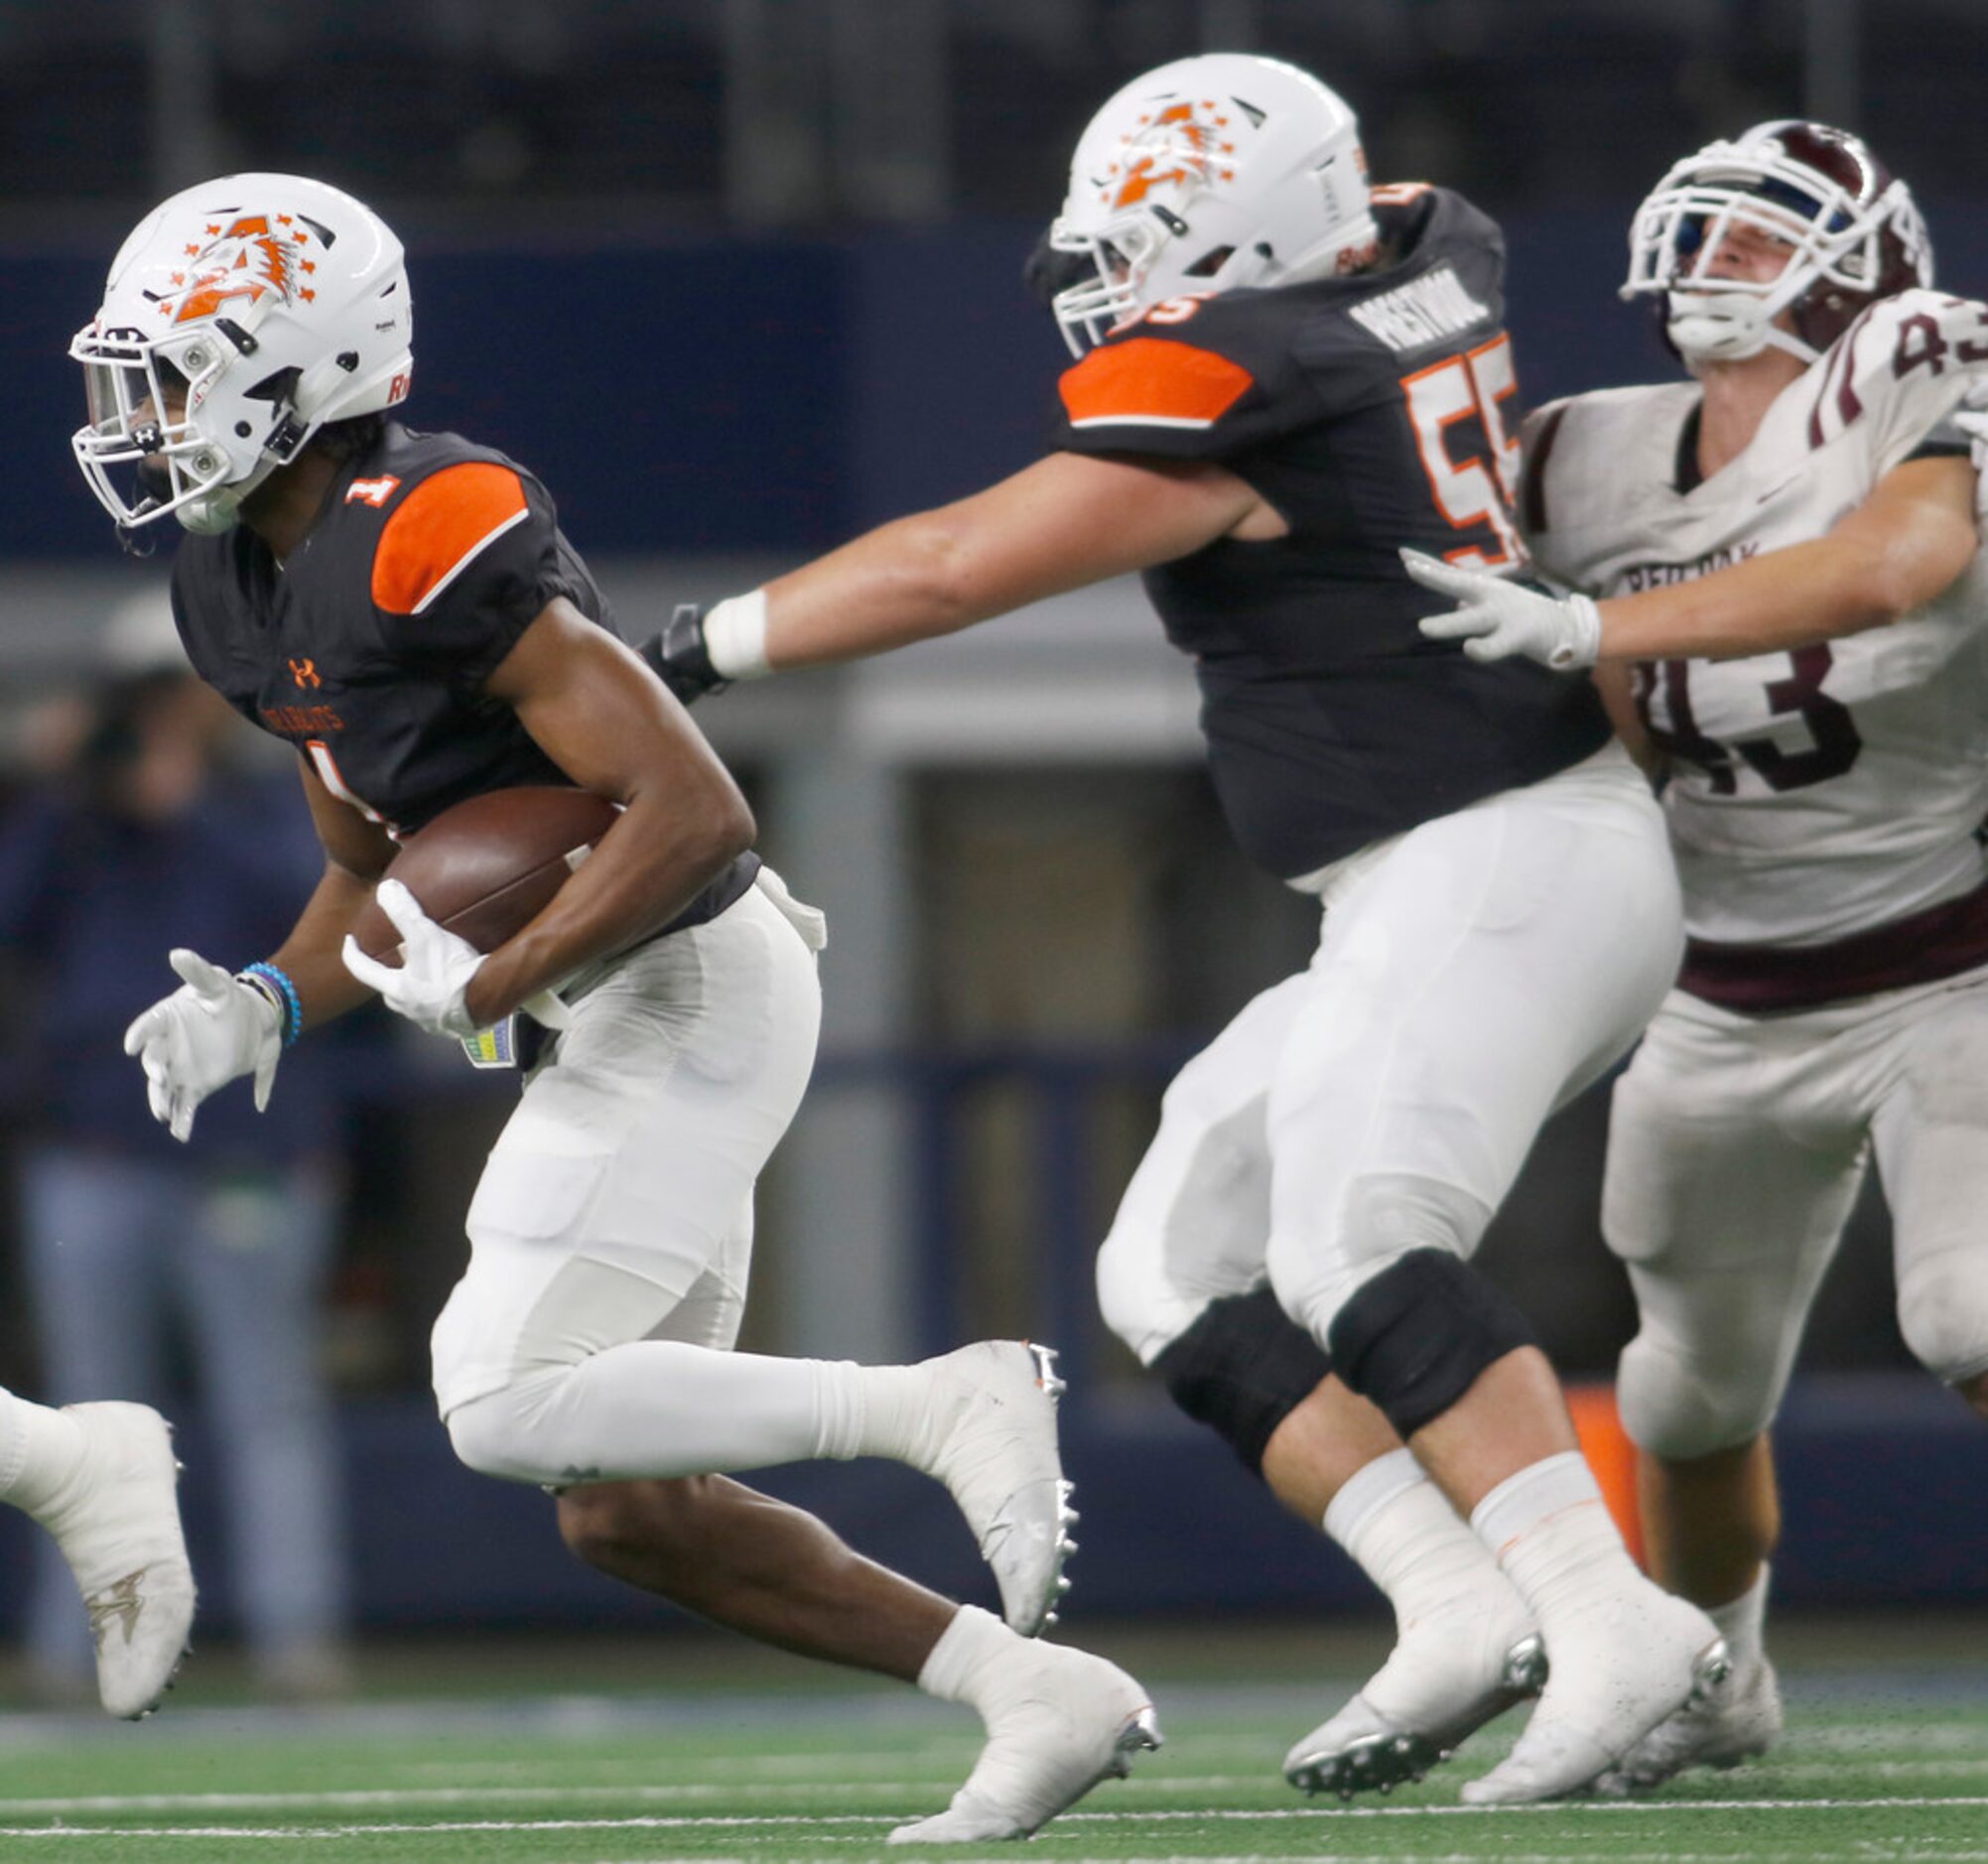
[83,174,1159,1842]
[648,53,1730,1805]
[1406,121,1988,1791]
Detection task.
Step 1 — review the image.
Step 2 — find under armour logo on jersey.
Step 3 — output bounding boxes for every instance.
[289,657,322,689]
[346,474,401,507]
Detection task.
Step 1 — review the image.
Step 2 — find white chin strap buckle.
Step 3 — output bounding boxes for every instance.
[177,494,242,536]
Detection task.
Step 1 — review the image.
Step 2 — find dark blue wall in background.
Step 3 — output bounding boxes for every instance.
[16,198,1985,572]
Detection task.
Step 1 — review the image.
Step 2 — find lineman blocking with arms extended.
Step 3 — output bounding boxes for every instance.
[77,172,1156,1841]
[652,50,1742,1807]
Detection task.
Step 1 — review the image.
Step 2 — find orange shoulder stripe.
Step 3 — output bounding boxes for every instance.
[1058,336,1255,431]
[371,463,531,616]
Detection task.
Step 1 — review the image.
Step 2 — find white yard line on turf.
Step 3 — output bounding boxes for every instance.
[3,1830,1988,1864]
[6,1757,1987,1818]
[1,1797,1987,1834]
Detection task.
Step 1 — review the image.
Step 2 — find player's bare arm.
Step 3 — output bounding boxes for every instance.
[1592,453,1978,661]
[1590,661,1661,775]
[1413,453,1978,668]
[754,450,1282,671]
[466,596,754,1025]
[254,757,403,1033]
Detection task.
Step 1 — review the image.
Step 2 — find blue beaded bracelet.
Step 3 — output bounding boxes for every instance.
[238,961,304,1048]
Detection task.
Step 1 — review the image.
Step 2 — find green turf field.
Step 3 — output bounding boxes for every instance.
[1,1625,1981,1862]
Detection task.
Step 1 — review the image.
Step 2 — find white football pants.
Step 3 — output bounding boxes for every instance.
[1098,740,1683,1362]
[1606,962,1988,1459]
[432,870,846,1485]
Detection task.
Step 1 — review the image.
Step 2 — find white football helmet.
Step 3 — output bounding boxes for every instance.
[1045,53,1377,356]
[71,174,414,537]
[1622,120,1931,368]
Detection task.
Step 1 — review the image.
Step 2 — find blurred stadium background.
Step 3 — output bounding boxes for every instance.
[2,0,1985,1671]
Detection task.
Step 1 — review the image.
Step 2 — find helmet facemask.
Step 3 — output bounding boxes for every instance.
[1622,122,1931,369]
[71,325,288,536]
[1049,214,1167,353]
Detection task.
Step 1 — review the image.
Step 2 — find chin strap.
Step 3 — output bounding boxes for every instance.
[1666,286,1825,371]
[177,454,283,536]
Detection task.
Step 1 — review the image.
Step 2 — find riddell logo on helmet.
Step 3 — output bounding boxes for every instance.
[161,213,319,326]
[1105,102,1238,209]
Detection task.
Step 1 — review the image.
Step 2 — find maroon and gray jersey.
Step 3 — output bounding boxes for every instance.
[1050,184,1610,879]
[171,422,754,918]
[1524,289,1988,1006]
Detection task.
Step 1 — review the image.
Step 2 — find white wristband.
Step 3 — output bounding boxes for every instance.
[703,590,771,681]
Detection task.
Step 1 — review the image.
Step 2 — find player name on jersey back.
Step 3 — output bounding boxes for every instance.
[1347,265,1494,351]
[1047,186,1612,879]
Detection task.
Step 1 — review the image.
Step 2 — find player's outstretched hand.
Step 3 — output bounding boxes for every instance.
[1952,374,1988,470]
[1401,548,1603,670]
[638,602,729,706]
[341,878,486,1039]
[123,948,282,1142]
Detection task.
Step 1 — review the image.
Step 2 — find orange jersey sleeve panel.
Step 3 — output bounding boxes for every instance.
[371,463,533,616]
[1058,337,1257,432]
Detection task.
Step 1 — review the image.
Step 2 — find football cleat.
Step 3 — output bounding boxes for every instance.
[1595,1654,1783,1795]
[889,1642,1161,1843]
[1462,1586,1731,1804]
[1284,1629,1546,1799]
[37,1402,197,1720]
[916,1341,1078,1637]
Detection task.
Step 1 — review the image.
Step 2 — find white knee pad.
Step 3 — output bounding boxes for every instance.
[1094,1229,1174,1368]
[444,1371,575,1488]
[1898,1248,1988,1388]
[1266,1171,1491,1342]
[1094,1093,1276,1367]
[1616,1325,1782,1461]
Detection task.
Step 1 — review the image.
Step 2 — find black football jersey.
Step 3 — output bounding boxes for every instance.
[172,423,754,924]
[1050,185,1611,878]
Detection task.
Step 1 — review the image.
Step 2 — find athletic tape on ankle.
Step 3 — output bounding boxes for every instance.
[1469,1451,1600,1549]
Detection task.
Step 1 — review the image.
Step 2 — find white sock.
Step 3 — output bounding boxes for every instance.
[1470,1450,1640,1620]
[918,1602,1030,1720]
[1708,1565,1770,1672]
[773,1360,941,1466]
[463,1344,886,1480]
[450,1341,989,1483]
[0,1387,88,1518]
[839,1364,947,1465]
[1326,1448,1504,1626]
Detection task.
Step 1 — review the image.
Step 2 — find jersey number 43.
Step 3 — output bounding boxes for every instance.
[1635,644,1864,794]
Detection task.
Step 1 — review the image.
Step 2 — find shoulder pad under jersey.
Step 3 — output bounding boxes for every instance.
[1804,288,1988,470]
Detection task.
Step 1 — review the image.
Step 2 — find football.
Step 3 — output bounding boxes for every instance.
[351,786,620,961]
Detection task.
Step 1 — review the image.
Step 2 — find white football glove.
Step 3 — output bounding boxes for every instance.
[1952,374,1988,471]
[1401,548,1604,669]
[123,949,283,1143]
[340,878,488,1040]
